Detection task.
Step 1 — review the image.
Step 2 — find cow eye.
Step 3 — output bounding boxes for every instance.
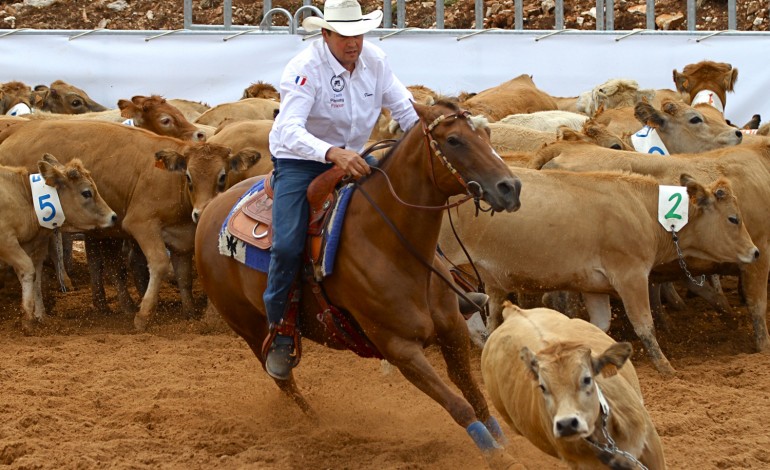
[729,215,739,225]
[538,384,547,394]
[217,172,227,190]
[610,144,622,150]
[72,99,83,107]
[81,189,92,199]
[185,173,193,190]
[582,376,592,387]
[689,116,703,124]
[161,117,171,126]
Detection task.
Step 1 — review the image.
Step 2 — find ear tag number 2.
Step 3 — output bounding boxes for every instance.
[658,185,688,232]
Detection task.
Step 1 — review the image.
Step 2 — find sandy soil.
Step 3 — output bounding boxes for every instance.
[1,244,769,469]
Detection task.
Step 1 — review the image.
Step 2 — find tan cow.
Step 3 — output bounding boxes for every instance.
[540,141,770,361]
[241,81,280,101]
[206,119,275,186]
[575,78,657,117]
[194,98,280,128]
[673,60,737,112]
[25,95,210,142]
[0,120,261,331]
[1,81,34,115]
[482,301,666,469]
[33,80,108,114]
[0,154,116,332]
[167,98,211,123]
[439,168,758,375]
[459,74,559,121]
[490,117,630,156]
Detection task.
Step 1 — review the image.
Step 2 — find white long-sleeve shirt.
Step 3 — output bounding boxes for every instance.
[269,38,419,163]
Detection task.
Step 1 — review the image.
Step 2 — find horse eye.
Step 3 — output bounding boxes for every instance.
[582,376,592,387]
[610,144,622,150]
[538,384,547,394]
[729,215,739,225]
[81,189,92,199]
[447,136,460,146]
[689,116,703,124]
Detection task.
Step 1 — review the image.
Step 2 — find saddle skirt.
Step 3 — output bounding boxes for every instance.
[219,168,354,279]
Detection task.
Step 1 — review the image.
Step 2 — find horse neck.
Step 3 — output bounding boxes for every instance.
[364,127,456,253]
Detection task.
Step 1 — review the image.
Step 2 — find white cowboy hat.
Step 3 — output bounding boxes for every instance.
[302,0,383,36]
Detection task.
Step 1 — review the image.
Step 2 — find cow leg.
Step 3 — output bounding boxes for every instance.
[685,276,733,315]
[582,293,612,332]
[127,225,172,331]
[614,275,676,377]
[484,284,510,332]
[660,281,686,310]
[126,240,149,296]
[740,254,770,352]
[32,254,48,321]
[169,250,196,319]
[543,291,584,318]
[85,236,111,314]
[0,237,37,333]
[48,231,73,292]
[648,284,671,334]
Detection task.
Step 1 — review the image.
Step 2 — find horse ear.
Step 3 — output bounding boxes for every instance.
[411,101,431,120]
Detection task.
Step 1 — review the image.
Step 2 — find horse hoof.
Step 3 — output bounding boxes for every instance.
[133,314,149,332]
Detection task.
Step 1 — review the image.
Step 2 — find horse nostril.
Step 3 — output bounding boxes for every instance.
[110,213,118,224]
[755,249,761,260]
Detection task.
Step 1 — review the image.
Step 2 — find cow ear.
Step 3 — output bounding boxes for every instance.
[673,70,689,93]
[118,99,135,118]
[558,127,582,142]
[725,68,738,92]
[519,347,540,380]
[38,153,66,187]
[228,147,261,172]
[155,150,187,172]
[681,173,712,208]
[592,342,632,378]
[634,101,664,129]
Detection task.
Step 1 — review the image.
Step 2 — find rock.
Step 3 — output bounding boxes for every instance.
[628,4,646,15]
[97,18,110,28]
[146,10,154,20]
[106,0,129,13]
[655,12,685,30]
[23,0,56,8]
[541,0,555,15]
[3,16,16,28]
[754,17,764,26]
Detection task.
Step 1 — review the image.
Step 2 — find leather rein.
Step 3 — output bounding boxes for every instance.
[353,111,490,314]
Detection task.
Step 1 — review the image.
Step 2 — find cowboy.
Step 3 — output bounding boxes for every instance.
[264,0,488,380]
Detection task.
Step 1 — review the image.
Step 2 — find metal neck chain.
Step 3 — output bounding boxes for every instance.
[584,385,649,470]
[670,226,706,287]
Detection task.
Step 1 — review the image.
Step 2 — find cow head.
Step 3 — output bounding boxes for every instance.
[677,174,759,264]
[36,80,108,114]
[118,95,207,142]
[241,81,280,101]
[154,143,261,223]
[520,341,632,440]
[673,61,738,110]
[634,100,742,153]
[0,81,33,114]
[558,120,631,151]
[38,153,117,231]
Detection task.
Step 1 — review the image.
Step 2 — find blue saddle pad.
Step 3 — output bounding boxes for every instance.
[218,179,355,277]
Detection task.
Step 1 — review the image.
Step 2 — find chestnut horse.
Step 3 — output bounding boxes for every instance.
[194,101,522,465]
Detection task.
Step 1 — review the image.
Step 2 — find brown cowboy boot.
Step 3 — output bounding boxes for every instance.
[458,292,489,316]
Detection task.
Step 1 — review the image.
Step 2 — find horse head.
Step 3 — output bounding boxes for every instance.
[413,100,522,212]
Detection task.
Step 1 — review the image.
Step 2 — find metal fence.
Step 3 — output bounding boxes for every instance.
[182,0,747,32]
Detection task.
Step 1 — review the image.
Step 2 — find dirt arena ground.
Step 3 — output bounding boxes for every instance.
[1,243,769,469]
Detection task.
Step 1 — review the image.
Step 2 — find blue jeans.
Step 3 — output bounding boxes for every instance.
[263,157,332,325]
[263,155,378,325]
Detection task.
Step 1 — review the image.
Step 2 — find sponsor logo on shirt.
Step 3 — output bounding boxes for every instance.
[295,75,307,86]
[364,92,373,98]
[330,75,345,92]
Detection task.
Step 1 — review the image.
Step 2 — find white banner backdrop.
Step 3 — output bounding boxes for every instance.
[1,30,768,126]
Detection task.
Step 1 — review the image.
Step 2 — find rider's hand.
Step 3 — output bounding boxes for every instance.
[325,147,371,179]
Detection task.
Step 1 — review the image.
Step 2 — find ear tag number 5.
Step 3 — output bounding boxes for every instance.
[29,173,66,229]
[658,185,688,232]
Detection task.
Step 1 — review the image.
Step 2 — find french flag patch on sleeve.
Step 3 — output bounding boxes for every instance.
[295,75,307,86]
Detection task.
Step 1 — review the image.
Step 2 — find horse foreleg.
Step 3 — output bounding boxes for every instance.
[384,340,506,458]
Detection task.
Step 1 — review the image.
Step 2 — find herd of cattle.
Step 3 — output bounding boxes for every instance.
[1,59,767,468]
